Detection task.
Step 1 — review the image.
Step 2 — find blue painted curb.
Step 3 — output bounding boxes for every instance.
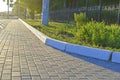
[65,44,112,61]
[45,38,67,51]
[112,52,120,63]
[20,18,120,63]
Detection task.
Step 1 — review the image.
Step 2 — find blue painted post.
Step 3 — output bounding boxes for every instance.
[42,0,50,25]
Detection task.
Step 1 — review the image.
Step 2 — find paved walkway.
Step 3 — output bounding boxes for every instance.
[0,19,120,80]
[0,19,11,30]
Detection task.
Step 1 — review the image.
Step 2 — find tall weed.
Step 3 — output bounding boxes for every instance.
[74,13,86,29]
[78,21,120,48]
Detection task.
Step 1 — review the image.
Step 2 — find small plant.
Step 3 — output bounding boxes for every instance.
[78,21,120,48]
[74,13,86,29]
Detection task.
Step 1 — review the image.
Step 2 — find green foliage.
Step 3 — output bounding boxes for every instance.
[74,13,86,28]
[78,21,120,48]
[14,0,42,19]
[24,19,120,52]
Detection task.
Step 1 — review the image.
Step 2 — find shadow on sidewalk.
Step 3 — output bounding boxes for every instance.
[67,52,120,73]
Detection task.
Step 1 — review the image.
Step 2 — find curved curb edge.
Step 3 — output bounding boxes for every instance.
[19,19,48,43]
[45,38,67,51]
[19,19,120,63]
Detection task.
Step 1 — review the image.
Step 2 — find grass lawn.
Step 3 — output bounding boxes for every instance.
[23,19,120,52]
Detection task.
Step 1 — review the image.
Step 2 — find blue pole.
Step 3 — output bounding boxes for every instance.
[42,0,50,25]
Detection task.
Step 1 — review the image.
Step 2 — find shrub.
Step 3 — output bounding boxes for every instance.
[78,21,120,48]
[74,13,86,28]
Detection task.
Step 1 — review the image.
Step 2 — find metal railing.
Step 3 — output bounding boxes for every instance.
[49,5,119,24]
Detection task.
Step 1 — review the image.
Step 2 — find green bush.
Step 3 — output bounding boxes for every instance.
[78,21,120,48]
[74,13,86,28]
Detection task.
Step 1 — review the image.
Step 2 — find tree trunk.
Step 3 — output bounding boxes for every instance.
[30,10,35,19]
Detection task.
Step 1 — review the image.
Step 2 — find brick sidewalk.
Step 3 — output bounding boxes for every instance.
[0,19,120,80]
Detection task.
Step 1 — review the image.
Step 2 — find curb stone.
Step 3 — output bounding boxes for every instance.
[19,19,120,63]
[112,52,120,63]
[19,19,48,43]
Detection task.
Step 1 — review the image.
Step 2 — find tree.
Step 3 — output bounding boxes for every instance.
[13,0,42,19]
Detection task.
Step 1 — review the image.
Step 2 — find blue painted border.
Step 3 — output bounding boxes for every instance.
[112,52,120,63]
[65,43,112,61]
[45,38,67,51]
[45,38,112,61]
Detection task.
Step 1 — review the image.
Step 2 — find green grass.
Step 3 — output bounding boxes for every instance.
[23,19,120,52]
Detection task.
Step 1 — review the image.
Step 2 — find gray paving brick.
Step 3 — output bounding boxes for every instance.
[12,77,21,80]
[50,77,60,80]
[3,70,11,74]
[30,71,39,76]
[40,78,51,80]
[12,72,21,77]
[40,73,49,78]
[32,76,41,80]
[12,67,20,72]
[1,73,11,80]
[58,73,69,78]
[22,78,32,80]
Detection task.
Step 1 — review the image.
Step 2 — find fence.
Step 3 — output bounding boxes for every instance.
[49,4,119,24]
